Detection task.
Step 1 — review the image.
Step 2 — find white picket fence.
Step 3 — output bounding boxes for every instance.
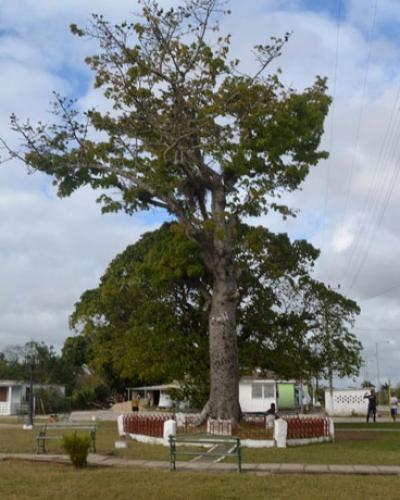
[0,402,26,415]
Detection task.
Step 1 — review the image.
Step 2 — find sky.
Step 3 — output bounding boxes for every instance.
[0,0,399,387]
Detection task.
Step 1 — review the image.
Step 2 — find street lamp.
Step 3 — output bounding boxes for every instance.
[375,340,391,398]
[361,356,375,384]
[24,343,37,429]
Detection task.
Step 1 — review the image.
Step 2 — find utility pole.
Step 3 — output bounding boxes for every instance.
[27,356,34,427]
[324,290,334,415]
[324,284,341,415]
[375,340,390,404]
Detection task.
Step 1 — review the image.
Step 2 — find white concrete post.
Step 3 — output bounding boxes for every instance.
[163,419,177,441]
[266,414,275,429]
[274,419,288,448]
[175,412,185,427]
[8,386,12,415]
[117,414,125,437]
[329,417,335,441]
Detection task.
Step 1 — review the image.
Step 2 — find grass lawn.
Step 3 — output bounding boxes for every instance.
[238,430,400,465]
[2,420,400,466]
[0,462,397,500]
[0,421,171,461]
[335,422,400,430]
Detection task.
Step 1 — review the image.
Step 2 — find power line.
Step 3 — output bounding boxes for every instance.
[343,83,400,281]
[362,282,400,301]
[354,327,400,331]
[348,134,400,290]
[341,0,379,223]
[322,0,342,244]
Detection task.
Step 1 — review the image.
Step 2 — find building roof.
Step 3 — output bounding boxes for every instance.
[0,380,65,388]
[240,377,296,384]
[127,383,181,391]
[0,380,28,386]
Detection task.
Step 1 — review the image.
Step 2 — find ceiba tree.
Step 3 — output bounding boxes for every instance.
[3,0,331,420]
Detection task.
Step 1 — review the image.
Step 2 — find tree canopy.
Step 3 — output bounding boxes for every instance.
[70,223,362,407]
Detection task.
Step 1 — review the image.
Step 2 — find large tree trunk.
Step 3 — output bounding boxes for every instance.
[208,257,240,421]
[206,186,240,421]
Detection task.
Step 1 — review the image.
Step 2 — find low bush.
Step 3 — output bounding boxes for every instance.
[62,433,91,468]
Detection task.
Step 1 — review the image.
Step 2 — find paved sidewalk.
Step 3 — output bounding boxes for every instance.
[1,452,400,476]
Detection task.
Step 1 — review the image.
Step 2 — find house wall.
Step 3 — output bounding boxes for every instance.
[239,379,276,413]
[159,391,173,408]
[11,386,23,405]
[0,385,21,415]
[0,383,64,415]
[277,383,295,408]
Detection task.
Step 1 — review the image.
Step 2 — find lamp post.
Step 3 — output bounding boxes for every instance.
[362,356,375,384]
[376,340,390,402]
[25,344,37,429]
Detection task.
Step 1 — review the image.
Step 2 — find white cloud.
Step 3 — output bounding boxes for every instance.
[332,222,354,253]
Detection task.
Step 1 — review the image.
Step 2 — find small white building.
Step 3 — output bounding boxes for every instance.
[325,388,370,416]
[239,377,277,413]
[0,380,65,416]
[127,383,181,409]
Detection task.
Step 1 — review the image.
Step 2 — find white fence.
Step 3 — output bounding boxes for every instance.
[0,402,10,415]
[0,402,26,416]
[325,388,369,416]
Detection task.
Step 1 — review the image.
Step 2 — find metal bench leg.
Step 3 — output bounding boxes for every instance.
[36,437,45,454]
[169,436,176,471]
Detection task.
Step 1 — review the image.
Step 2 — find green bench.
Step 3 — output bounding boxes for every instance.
[168,434,242,472]
[36,422,97,454]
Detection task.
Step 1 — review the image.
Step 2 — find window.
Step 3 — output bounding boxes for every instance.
[263,383,275,399]
[251,383,275,399]
[251,384,263,399]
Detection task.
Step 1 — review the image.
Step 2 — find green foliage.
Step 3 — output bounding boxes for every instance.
[241,277,362,381]
[62,433,91,468]
[35,387,70,414]
[0,341,75,390]
[0,340,107,406]
[70,222,362,400]
[361,380,374,388]
[7,1,330,228]
[70,222,209,398]
[61,335,91,371]
[69,388,97,410]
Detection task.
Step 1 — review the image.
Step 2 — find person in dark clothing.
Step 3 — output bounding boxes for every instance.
[364,389,377,423]
[266,403,276,416]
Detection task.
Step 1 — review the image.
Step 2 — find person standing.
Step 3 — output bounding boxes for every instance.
[364,388,377,423]
[131,393,140,412]
[390,393,398,422]
[265,403,278,428]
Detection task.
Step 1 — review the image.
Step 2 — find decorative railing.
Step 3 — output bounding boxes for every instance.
[207,419,232,436]
[123,413,173,437]
[284,416,330,439]
[122,412,330,441]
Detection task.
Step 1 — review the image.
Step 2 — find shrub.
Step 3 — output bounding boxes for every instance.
[35,387,70,414]
[62,433,91,468]
[69,388,96,410]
